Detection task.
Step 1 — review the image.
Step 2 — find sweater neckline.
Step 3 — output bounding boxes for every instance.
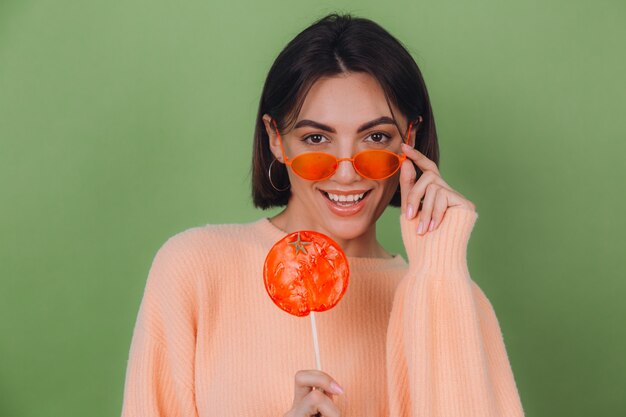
[254,217,406,268]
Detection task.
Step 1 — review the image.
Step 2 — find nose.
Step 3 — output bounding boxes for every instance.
[332,155,362,183]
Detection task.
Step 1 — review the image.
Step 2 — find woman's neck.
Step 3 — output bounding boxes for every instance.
[268,209,393,259]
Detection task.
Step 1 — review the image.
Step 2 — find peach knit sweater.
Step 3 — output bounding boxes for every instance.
[120,207,525,416]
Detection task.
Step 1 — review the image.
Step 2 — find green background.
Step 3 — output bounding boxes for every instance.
[1,0,624,416]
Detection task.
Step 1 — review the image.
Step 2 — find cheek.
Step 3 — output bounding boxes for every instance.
[382,177,400,194]
[376,178,400,204]
[287,174,316,195]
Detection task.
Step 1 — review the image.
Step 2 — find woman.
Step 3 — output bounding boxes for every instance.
[121,13,525,417]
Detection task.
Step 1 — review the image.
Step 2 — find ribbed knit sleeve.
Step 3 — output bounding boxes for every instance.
[121,232,201,417]
[386,207,525,417]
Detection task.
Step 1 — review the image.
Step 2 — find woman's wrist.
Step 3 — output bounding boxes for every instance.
[400,206,479,277]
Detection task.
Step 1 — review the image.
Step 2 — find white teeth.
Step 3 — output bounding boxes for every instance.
[325,192,366,204]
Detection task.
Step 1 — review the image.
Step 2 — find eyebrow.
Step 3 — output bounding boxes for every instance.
[293,116,396,134]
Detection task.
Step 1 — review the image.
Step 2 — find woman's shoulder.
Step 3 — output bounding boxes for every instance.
[142,219,269,293]
[152,218,270,266]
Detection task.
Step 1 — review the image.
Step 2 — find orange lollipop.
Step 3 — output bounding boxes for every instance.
[263,230,350,317]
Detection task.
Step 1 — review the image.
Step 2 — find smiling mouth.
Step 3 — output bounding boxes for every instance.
[319,190,372,206]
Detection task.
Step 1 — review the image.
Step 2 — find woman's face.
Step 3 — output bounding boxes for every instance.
[264,72,414,243]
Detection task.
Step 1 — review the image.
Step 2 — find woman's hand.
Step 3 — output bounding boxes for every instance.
[282,370,344,417]
[399,142,476,234]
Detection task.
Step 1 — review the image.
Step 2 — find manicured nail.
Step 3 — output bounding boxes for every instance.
[417,221,424,234]
[330,381,344,395]
[406,204,415,219]
[428,219,435,232]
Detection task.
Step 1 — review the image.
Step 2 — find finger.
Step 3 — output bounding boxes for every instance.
[399,159,417,216]
[430,189,450,232]
[401,143,440,176]
[404,170,438,219]
[293,370,344,405]
[294,389,340,417]
[417,183,439,235]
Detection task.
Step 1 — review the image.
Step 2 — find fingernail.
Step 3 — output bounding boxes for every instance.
[330,381,344,395]
[417,221,424,234]
[406,204,415,219]
[428,219,435,232]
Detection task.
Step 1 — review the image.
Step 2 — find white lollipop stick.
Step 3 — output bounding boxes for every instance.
[310,312,325,417]
[310,311,322,370]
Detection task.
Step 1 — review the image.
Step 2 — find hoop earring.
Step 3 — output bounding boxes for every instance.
[268,158,290,192]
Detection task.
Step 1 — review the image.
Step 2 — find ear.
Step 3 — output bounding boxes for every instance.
[408,115,423,148]
[262,113,285,162]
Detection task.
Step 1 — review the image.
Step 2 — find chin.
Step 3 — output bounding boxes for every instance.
[324,217,371,240]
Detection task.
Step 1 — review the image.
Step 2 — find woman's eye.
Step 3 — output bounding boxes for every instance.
[367,132,391,143]
[303,134,328,144]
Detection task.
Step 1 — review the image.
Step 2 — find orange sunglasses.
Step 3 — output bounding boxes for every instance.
[272,118,418,181]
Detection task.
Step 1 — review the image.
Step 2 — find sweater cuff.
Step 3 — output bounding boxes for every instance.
[399,206,479,277]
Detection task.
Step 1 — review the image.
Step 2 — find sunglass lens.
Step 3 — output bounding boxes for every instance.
[292,153,338,180]
[355,150,401,179]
